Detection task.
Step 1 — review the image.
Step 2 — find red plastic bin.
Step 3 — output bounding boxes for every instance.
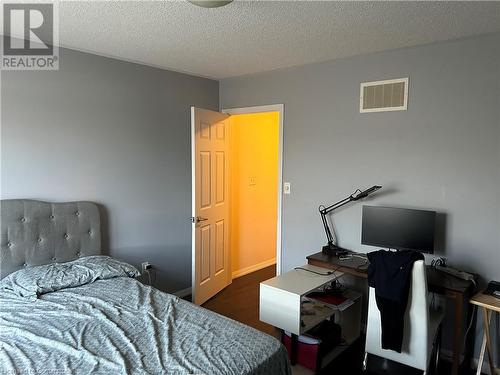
[282,331,321,371]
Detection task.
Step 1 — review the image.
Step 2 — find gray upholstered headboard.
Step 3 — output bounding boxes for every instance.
[0,200,101,279]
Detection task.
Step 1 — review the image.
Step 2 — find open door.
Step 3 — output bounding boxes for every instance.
[191,107,232,305]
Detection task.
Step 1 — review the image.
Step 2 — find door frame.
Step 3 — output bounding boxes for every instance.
[221,104,285,276]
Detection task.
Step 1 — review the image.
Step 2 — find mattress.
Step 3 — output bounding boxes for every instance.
[0,275,290,375]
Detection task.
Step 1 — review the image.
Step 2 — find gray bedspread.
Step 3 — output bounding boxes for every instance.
[0,276,290,375]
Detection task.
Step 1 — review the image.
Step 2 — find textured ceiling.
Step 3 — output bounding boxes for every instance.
[57,0,500,79]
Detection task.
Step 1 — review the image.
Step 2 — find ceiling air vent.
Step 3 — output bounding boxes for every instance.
[360,77,409,113]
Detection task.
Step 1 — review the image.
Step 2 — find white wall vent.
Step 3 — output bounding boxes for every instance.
[360,77,409,113]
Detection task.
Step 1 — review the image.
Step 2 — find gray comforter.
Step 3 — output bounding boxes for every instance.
[0,259,290,375]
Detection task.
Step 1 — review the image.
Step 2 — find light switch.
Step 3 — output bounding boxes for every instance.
[284,182,291,195]
[249,176,257,186]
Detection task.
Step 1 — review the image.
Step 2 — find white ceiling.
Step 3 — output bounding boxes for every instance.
[58,0,500,79]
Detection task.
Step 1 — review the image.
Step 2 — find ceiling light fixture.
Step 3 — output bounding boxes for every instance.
[187,1,233,8]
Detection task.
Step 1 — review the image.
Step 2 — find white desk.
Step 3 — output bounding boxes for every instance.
[259,264,362,370]
[260,264,343,335]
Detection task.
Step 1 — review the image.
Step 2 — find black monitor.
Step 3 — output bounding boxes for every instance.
[361,206,436,253]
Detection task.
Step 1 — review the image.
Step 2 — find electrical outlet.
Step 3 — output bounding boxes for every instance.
[249,176,257,186]
[141,262,152,272]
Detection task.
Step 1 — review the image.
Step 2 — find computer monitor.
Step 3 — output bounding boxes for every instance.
[361,205,436,253]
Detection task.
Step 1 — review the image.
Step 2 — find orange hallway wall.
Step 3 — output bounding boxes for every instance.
[230,112,279,278]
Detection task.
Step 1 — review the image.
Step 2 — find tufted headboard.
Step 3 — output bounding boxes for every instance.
[0,200,101,279]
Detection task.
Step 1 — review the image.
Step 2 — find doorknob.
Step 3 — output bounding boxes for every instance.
[190,216,208,224]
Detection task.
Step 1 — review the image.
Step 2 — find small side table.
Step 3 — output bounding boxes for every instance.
[259,264,362,370]
[470,292,500,375]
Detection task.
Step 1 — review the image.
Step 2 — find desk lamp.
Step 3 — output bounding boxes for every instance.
[320,185,382,256]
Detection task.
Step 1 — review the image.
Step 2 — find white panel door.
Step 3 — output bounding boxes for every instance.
[191,107,231,305]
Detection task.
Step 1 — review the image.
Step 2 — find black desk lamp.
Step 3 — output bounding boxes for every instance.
[320,185,382,256]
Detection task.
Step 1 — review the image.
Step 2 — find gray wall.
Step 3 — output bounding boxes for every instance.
[1,47,219,293]
[221,33,500,281]
[221,33,500,363]
[1,32,499,364]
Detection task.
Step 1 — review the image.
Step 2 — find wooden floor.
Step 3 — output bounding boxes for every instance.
[202,266,473,375]
[203,264,279,338]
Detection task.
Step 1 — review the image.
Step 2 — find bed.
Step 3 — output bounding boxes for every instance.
[0,200,291,375]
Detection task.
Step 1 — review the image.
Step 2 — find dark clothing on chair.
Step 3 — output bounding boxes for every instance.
[367,250,424,352]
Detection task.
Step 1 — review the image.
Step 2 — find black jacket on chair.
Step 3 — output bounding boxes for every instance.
[367,250,424,352]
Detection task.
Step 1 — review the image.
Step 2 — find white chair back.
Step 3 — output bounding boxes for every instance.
[365,260,430,371]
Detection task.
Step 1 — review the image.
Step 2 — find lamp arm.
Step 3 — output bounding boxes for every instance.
[319,195,355,246]
[320,211,334,245]
[320,196,354,215]
[319,185,382,253]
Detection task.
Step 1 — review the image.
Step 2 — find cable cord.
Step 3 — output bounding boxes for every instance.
[338,253,369,270]
[295,265,344,295]
[322,277,345,294]
[462,305,477,350]
[470,278,477,290]
[146,269,153,287]
[339,254,367,260]
[294,267,334,276]
[460,278,478,350]
[431,257,447,268]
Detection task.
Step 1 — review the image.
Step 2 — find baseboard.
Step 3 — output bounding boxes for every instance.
[173,287,192,299]
[232,258,276,279]
[174,258,276,298]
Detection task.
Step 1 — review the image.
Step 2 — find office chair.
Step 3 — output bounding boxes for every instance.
[363,260,444,374]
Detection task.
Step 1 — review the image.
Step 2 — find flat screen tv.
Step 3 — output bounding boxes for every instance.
[361,206,436,253]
